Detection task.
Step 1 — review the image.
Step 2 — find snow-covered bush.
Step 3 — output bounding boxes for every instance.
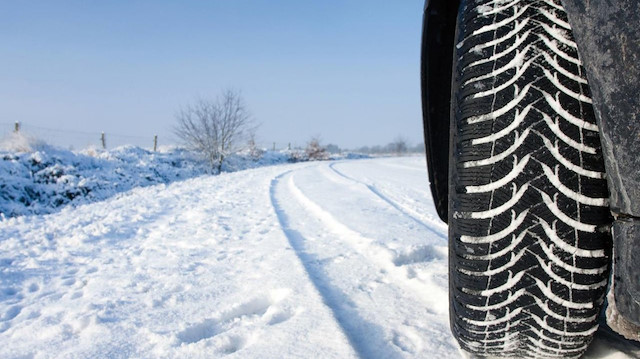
[0,132,49,153]
[305,137,328,161]
[247,135,264,160]
[0,145,209,218]
[0,138,369,218]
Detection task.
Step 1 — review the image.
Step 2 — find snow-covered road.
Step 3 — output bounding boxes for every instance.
[1,157,639,358]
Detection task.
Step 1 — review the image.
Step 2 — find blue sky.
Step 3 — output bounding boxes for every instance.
[1,0,425,149]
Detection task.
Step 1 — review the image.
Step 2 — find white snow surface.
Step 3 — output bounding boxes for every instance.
[1,157,639,358]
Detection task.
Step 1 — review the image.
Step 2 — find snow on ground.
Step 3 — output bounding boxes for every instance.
[1,157,639,358]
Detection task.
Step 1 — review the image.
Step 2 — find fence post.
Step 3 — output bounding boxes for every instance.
[153,135,158,152]
[14,122,20,133]
[101,132,106,149]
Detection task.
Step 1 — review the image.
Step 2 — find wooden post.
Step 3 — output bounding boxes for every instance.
[273,142,276,151]
[14,121,20,133]
[101,132,106,149]
[153,135,158,152]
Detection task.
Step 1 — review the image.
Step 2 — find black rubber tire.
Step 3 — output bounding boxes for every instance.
[449,0,613,358]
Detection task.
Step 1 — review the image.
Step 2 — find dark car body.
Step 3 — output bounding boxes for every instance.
[421,0,640,335]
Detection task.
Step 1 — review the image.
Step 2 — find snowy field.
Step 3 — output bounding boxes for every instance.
[1,157,639,358]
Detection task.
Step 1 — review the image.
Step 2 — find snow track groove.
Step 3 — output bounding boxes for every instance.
[269,163,458,358]
[328,162,446,241]
[269,172,375,359]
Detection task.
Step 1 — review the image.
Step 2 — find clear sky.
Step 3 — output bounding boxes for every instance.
[0,0,425,150]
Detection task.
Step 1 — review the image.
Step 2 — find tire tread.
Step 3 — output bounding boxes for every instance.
[449,0,612,357]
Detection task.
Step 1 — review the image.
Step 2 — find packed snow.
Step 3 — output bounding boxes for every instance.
[1,156,639,358]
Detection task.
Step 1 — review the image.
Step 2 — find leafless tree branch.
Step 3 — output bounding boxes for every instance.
[174,89,255,172]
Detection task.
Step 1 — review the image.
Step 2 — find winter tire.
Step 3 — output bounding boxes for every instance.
[448,0,613,358]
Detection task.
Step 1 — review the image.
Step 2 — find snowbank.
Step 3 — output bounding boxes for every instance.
[0,144,209,218]
[0,136,369,218]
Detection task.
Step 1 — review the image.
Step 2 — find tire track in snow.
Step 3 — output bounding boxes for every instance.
[327,162,446,240]
[285,169,448,314]
[271,164,457,358]
[270,171,400,359]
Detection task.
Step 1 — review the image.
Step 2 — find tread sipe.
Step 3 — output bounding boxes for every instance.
[449,0,613,357]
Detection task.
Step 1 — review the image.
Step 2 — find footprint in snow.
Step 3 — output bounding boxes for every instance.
[2,305,22,321]
[175,289,294,350]
[176,297,271,344]
[264,306,294,326]
[176,318,220,345]
[2,287,18,297]
[207,333,248,354]
[392,327,424,355]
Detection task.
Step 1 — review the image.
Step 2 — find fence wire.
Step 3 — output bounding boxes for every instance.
[0,122,171,150]
[0,122,286,152]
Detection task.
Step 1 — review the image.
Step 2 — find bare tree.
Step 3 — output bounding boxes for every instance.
[306,136,328,161]
[174,89,255,172]
[389,136,408,155]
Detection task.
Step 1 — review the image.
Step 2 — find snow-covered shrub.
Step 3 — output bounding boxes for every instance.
[0,132,49,153]
[0,141,369,218]
[305,137,328,161]
[247,136,264,161]
[0,145,209,218]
